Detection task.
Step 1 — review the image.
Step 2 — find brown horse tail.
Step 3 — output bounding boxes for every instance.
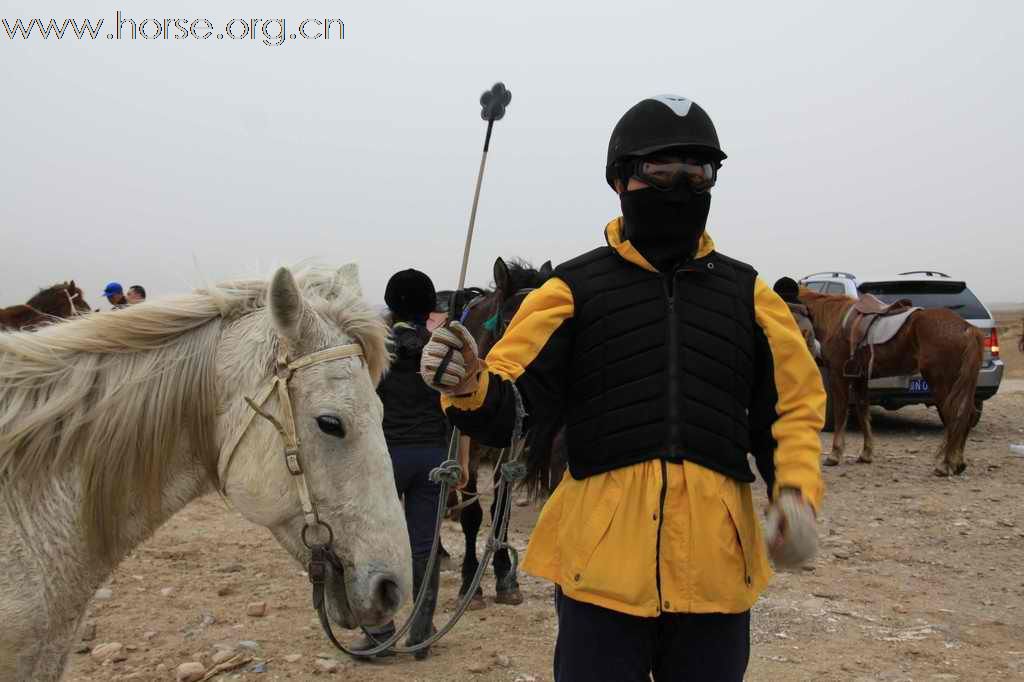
[944,326,983,453]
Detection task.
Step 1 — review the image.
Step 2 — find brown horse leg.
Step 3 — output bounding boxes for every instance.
[928,339,979,476]
[825,371,850,466]
[851,380,874,463]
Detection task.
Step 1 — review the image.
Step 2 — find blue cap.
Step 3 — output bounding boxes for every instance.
[103,282,123,297]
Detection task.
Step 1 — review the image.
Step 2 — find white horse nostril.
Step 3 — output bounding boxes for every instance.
[370,572,403,614]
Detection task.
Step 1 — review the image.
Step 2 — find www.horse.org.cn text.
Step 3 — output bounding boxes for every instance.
[1,12,345,47]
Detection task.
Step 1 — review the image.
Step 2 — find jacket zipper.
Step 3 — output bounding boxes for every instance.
[656,269,681,612]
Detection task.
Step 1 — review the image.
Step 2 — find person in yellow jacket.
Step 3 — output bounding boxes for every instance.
[421,95,825,681]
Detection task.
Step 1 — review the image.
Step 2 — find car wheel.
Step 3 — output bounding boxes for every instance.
[821,365,834,432]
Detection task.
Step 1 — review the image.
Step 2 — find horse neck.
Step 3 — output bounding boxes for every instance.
[806,296,853,341]
[0,444,211,633]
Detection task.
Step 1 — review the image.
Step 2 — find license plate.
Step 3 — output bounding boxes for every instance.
[909,378,930,393]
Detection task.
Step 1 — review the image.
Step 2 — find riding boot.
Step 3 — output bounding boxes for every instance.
[406,553,440,660]
[348,622,396,658]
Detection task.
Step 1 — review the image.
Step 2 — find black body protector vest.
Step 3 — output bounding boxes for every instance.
[553,246,758,482]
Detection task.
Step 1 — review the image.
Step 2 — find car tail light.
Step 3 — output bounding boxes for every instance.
[983,328,999,359]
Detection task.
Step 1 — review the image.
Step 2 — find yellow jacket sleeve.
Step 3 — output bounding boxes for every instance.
[750,277,826,511]
[441,277,575,450]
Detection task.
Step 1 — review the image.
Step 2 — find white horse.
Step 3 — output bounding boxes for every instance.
[0,265,412,680]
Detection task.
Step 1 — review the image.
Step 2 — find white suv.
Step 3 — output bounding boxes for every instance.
[798,270,1004,428]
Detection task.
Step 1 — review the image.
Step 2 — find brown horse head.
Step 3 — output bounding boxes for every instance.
[26,281,91,319]
[462,257,553,358]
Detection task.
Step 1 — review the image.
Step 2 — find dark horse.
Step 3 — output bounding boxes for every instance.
[0,281,90,331]
[800,289,983,476]
[452,257,559,607]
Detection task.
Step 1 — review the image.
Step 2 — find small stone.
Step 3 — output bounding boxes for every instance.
[801,598,826,612]
[217,584,235,597]
[74,644,91,654]
[249,662,268,673]
[91,642,124,661]
[284,654,302,663]
[315,657,341,673]
[468,660,492,674]
[238,640,260,650]
[514,676,538,682]
[211,649,236,665]
[94,587,113,601]
[125,644,138,652]
[160,587,176,597]
[246,601,268,617]
[833,551,850,560]
[219,562,244,573]
[176,661,205,682]
[495,654,511,667]
[80,621,97,642]
[143,631,157,641]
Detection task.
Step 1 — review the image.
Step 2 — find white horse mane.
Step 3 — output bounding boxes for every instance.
[0,264,389,561]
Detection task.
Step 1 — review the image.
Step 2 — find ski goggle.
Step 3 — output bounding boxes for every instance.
[619,157,718,193]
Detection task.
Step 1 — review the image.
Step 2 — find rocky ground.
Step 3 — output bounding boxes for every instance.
[66,342,1023,681]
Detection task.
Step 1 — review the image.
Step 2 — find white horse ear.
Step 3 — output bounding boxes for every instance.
[269,267,304,341]
[336,263,363,298]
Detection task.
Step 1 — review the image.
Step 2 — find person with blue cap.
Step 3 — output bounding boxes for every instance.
[102,282,128,309]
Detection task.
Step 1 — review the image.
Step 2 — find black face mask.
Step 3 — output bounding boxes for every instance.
[621,187,711,271]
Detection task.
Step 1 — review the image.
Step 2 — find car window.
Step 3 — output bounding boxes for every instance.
[804,282,826,293]
[825,283,846,295]
[857,281,990,320]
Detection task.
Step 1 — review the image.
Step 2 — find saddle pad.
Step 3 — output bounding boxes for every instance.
[842,307,920,348]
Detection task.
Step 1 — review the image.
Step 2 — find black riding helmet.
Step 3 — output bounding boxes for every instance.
[605,95,726,189]
[384,268,436,320]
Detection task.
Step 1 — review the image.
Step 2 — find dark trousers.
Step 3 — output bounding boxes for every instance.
[554,590,750,682]
[389,445,445,557]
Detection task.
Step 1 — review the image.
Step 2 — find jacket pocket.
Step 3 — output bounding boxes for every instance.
[559,476,623,586]
[722,489,754,588]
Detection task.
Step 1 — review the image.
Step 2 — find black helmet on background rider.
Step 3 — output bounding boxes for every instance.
[605,95,726,190]
[385,269,436,322]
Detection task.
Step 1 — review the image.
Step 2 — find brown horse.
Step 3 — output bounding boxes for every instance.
[0,281,90,331]
[448,257,554,608]
[800,289,983,476]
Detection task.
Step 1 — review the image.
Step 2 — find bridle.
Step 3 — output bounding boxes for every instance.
[217,339,367,627]
[64,288,82,318]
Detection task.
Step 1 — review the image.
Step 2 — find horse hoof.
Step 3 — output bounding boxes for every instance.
[439,554,453,573]
[823,456,841,467]
[954,462,967,475]
[466,593,486,610]
[933,466,950,477]
[494,588,524,606]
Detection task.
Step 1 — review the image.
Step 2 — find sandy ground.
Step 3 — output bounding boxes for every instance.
[65,351,1024,681]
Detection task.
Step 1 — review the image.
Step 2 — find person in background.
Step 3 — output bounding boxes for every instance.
[102,282,128,309]
[126,285,147,304]
[352,268,448,660]
[773,276,820,359]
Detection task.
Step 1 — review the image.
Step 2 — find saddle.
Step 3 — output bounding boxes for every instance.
[841,294,916,378]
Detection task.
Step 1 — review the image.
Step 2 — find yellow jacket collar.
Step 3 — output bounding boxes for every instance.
[603,217,717,273]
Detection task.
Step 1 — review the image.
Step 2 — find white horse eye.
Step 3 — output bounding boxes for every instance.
[316,415,346,438]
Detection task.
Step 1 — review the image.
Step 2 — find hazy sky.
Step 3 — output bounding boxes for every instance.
[2,1,1021,310]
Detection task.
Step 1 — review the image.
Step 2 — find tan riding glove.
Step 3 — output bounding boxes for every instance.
[764,489,818,569]
[420,322,481,396]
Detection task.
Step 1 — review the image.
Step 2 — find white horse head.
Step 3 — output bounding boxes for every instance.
[0,264,410,680]
[219,265,410,627]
